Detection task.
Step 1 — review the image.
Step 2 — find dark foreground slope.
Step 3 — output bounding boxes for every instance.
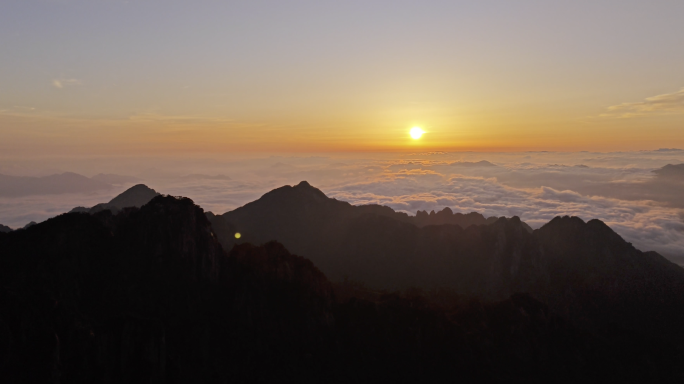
[1,195,683,383]
[215,182,684,345]
[0,196,334,383]
[333,288,684,384]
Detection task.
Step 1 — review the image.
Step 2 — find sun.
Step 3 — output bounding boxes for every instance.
[410,127,424,140]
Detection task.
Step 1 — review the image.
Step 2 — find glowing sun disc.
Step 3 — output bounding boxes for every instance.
[410,127,424,139]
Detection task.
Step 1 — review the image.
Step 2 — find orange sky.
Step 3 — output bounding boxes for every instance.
[1,1,683,156]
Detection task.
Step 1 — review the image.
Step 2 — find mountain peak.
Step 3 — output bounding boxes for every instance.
[70,183,161,215]
[262,180,329,203]
[541,216,620,237]
[293,181,330,202]
[108,184,160,209]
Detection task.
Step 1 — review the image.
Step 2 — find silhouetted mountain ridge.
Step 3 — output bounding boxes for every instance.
[70,184,160,215]
[0,195,335,382]
[108,184,160,209]
[414,206,534,231]
[215,181,527,251]
[213,181,684,345]
[2,192,684,382]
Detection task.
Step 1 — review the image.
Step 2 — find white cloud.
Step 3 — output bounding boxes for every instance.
[52,78,82,89]
[603,88,684,118]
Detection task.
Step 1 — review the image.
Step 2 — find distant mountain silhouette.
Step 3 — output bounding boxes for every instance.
[2,194,683,382]
[622,163,684,208]
[91,173,141,185]
[0,223,12,233]
[214,181,684,344]
[653,163,684,179]
[448,160,497,167]
[180,173,231,181]
[0,172,112,196]
[573,163,684,209]
[70,184,160,214]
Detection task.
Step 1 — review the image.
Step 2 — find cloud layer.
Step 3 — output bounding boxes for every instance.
[1,150,683,264]
[325,174,684,264]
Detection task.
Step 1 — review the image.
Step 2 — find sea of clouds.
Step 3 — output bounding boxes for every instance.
[1,149,683,264]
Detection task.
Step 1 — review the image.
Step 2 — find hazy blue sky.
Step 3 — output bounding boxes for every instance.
[2,0,684,154]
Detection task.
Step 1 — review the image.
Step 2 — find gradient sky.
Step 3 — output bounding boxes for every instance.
[2,0,684,155]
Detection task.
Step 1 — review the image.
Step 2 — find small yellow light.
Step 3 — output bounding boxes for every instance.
[234,232,241,239]
[410,127,424,140]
